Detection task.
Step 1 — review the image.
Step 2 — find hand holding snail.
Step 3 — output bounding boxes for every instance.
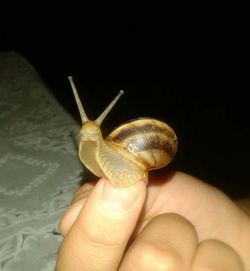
[68,77,177,187]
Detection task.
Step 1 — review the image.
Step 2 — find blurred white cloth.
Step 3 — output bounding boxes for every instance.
[0,51,83,271]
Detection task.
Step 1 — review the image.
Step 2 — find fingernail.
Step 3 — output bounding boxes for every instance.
[97,179,145,217]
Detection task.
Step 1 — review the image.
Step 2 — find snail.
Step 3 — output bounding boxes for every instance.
[68,76,177,187]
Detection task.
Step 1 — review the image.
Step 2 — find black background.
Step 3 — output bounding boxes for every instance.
[1,11,249,199]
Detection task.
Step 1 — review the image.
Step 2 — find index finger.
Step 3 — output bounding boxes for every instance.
[56,178,146,271]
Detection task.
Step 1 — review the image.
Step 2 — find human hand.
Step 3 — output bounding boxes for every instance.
[55,171,249,270]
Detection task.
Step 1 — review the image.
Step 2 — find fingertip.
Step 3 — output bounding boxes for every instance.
[192,239,244,271]
[59,178,147,236]
[59,200,85,236]
[58,181,95,236]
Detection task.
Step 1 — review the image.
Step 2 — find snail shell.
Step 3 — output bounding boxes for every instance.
[107,118,177,172]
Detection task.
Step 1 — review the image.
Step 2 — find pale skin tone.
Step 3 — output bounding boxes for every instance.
[55,171,250,270]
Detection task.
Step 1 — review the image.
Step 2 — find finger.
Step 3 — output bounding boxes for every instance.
[59,182,95,236]
[191,239,244,271]
[56,178,146,271]
[119,213,198,271]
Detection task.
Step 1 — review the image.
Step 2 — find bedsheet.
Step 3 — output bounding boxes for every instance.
[0,51,83,270]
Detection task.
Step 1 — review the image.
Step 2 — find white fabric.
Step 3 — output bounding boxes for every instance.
[0,52,84,270]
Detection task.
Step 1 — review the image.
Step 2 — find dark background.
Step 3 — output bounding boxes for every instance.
[1,14,249,199]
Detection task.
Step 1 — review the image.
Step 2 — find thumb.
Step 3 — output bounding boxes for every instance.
[56,178,146,271]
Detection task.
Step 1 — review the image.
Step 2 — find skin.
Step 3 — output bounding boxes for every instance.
[55,171,250,270]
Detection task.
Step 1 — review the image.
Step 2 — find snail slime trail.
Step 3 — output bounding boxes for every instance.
[68,76,178,187]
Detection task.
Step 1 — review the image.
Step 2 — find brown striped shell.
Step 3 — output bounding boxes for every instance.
[106,118,177,172]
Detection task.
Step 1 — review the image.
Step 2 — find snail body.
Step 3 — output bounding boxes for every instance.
[68,77,177,187]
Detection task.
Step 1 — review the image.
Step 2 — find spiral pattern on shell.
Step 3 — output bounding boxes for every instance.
[106,118,177,171]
